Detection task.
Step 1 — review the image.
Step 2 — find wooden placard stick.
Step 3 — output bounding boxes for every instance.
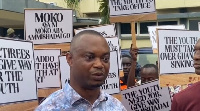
[131,21,137,48]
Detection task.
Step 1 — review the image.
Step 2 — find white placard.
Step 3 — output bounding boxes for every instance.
[34,49,61,88]
[158,29,200,74]
[59,51,120,94]
[121,80,171,111]
[75,24,116,37]
[106,37,122,70]
[25,9,73,44]
[59,56,70,88]
[0,37,37,104]
[148,25,185,49]
[109,0,156,16]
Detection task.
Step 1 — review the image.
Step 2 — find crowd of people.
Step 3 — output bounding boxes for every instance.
[3,29,199,110]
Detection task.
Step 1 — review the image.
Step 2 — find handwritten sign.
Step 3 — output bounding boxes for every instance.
[121,80,171,111]
[34,49,61,88]
[158,29,200,74]
[59,51,120,94]
[75,24,116,37]
[109,0,156,16]
[25,9,73,44]
[0,37,37,104]
[148,25,185,49]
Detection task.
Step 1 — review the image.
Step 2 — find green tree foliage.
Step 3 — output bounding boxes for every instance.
[64,0,80,9]
[98,0,110,24]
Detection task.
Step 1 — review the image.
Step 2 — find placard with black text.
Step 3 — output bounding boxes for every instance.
[0,37,37,104]
[158,29,200,74]
[25,9,73,44]
[34,49,61,88]
[121,80,171,111]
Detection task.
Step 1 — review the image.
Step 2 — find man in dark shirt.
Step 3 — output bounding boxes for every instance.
[171,39,200,111]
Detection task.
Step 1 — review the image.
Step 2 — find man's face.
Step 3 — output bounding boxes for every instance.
[122,57,132,76]
[193,39,200,75]
[141,67,158,83]
[69,35,110,89]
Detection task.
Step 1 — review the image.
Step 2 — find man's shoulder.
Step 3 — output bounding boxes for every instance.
[103,92,127,110]
[35,89,66,110]
[174,81,200,100]
[172,82,200,111]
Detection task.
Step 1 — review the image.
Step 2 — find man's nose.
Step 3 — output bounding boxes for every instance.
[94,58,103,68]
[194,50,200,60]
[123,64,129,68]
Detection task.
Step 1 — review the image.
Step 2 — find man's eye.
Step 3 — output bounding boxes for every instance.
[127,63,131,66]
[85,55,94,61]
[102,56,110,63]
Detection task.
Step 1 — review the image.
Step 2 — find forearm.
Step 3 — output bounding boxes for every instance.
[127,60,136,87]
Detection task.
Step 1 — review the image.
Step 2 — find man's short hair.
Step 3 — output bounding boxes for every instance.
[72,30,102,44]
[122,54,131,59]
[70,30,103,54]
[142,64,158,74]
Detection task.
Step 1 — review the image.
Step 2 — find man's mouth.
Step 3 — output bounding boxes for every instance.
[92,72,105,80]
[194,63,200,69]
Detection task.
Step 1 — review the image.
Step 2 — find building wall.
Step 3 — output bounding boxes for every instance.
[121,39,152,49]
[79,0,100,14]
[38,0,68,8]
[156,0,200,9]
[39,0,100,18]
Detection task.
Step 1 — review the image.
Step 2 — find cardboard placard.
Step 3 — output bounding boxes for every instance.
[0,37,37,105]
[59,51,120,95]
[25,9,73,44]
[34,49,61,88]
[34,43,70,56]
[0,101,38,111]
[75,24,116,37]
[121,80,171,111]
[157,29,200,74]
[159,73,200,87]
[148,25,185,50]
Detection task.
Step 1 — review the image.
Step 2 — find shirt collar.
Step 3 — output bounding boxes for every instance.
[63,83,82,106]
[63,83,108,106]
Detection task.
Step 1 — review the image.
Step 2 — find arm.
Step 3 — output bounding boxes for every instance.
[171,95,178,111]
[127,45,138,87]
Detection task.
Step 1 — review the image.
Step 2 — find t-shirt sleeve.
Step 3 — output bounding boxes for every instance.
[171,95,178,111]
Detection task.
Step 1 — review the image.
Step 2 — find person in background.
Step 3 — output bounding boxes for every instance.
[7,28,16,38]
[120,45,141,90]
[126,62,158,87]
[6,28,20,39]
[171,39,200,111]
[35,30,127,111]
[140,64,158,84]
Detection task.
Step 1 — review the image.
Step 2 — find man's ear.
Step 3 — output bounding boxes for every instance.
[66,52,73,66]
